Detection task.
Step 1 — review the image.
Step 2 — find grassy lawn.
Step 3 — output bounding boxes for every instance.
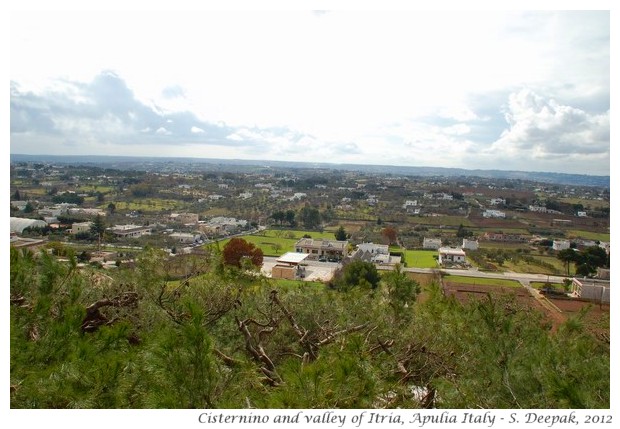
[403,250,438,268]
[566,230,610,242]
[443,275,521,288]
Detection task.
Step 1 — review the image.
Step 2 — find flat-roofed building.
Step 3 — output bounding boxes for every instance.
[438,247,466,265]
[294,238,348,260]
[110,224,152,239]
[71,221,93,235]
[271,252,309,280]
[572,277,610,303]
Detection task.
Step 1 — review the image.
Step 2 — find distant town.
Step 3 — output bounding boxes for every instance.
[10,154,609,293]
[10,154,610,408]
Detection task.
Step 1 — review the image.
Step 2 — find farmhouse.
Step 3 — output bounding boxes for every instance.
[482,209,506,218]
[350,243,398,265]
[482,232,530,243]
[170,213,199,224]
[169,232,201,244]
[462,239,479,250]
[438,247,466,265]
[552,240,571,251]
[295,238,348,261]
[71,221,93,235]
[110,224,152,239]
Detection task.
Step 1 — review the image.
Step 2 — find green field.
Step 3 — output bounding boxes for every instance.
[559,197,610,210]
[403,250,438,268]
[566,230,610,242]
[443,275,521,288]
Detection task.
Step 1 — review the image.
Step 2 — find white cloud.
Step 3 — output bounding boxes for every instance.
[492,89,609,157]
[443,124,471,136]
[9,9,610,175]
[156,127,171,135]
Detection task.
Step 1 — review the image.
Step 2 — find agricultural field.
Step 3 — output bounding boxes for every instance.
[75,185,115,193]
[409,215,474,227]
[105,199,187,212]
[559,197,610,210]
[443,275,522,288]
[566,230,610,242]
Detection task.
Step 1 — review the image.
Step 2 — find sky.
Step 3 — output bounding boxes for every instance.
[8,4,612,176]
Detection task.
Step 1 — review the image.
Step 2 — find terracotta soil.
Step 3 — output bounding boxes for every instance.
[442,282,609,336]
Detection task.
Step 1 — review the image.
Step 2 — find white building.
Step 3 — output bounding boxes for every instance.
[169,232,201,244]
[572,278,610,303]
[110,224,152,238]
[483,210,506,218]
[438,247,466,265]
[71,221,93,235]
[462,239,479,250]
[529,205,547,213]
[552,240,571,251]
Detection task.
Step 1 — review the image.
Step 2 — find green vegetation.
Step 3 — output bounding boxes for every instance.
[566,230,610,242]
[11,247,609,408]
[402,250,438,268]
[270,278,325,290]
[443,275,522,288]
[105,199,186,212]
[558,197,610,210]
[531,282,564,290]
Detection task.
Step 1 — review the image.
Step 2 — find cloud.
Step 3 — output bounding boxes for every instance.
[492,89,609,157]
[155,127,171,135]
[162,85,186,99]
[9,72,275,152]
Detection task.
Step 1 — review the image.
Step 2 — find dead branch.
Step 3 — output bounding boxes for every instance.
[317,322,370,347]
[81,292,138,333]
[236,316,282,386]
[213,348,242,367]
[270,290,305,339]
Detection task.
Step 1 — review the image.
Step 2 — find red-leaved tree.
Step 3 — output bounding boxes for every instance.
[222,238,264,268]
[381,226,398,245]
